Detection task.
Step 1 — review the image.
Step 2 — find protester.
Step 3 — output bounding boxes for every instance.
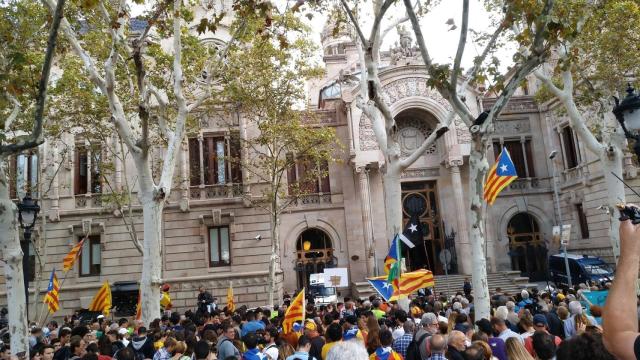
[446,330,466,360]
[326,341,368,360]
[217,325,240,360]
[321,323,343,360]
[505,337,534,360]
[286,335,313,360]
[368,329,401,360]
[391,321,413,358]
[427,334,446,360]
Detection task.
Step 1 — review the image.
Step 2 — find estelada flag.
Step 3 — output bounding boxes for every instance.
[484,147,518,205]
[63,236,86,272]
[282,288,305,334]
[88,281,112,316]
[368,269,435,301]
[227,283,235,312]
[43,269,60,314]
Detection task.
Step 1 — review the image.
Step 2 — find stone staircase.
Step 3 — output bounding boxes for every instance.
[351,271,531,300]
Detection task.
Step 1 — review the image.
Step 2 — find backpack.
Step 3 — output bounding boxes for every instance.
[405,333,430,360]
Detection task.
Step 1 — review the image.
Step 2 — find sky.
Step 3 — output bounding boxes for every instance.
[131,1,508,72]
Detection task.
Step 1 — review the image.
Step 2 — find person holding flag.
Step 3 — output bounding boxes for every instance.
[484,147,518,205]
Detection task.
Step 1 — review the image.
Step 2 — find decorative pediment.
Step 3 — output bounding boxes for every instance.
[358,77,471,151]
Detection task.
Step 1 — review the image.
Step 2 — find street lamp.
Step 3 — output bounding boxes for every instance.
[17,195,40,317]
[613,84,640,160]
[549,150,572,288]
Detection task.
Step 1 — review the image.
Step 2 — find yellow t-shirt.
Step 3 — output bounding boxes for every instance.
[321,341,340,360]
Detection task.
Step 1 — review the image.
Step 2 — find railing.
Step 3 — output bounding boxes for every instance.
[189,183,244,200]
[561,164,589,185]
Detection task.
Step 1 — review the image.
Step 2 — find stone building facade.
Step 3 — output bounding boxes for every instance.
[2,9,637,319]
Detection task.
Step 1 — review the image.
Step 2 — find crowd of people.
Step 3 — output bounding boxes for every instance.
[8,216,640,360]
[5,280,620,360]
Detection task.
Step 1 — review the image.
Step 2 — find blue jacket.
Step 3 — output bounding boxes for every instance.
[241,320,266,337]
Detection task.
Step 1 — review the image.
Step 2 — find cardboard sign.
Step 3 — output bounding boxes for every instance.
[323,268,349,288]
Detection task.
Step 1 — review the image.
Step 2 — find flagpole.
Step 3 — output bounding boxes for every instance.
[40,233,89,326]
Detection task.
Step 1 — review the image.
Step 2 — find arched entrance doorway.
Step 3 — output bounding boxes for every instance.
[294,228,337,288]
[401,181,444,274]
[507,213,548,281]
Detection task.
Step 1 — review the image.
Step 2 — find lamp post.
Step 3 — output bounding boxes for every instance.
[17,195,40,319]
[613,84,640,160]
[549,150,572,288]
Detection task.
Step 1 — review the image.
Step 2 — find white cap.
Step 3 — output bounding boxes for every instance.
[118,328,128,335]
[97,315,105,319]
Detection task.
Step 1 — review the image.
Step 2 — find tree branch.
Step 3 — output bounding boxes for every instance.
[340,0,367,46]
[451,0,469,89]
[1,0,66,155]
[400,117,451,169]
[3,94,21,133]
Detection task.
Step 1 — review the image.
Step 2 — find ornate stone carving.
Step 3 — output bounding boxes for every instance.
[494,118,531,134]
[359,77,471,150]
[396,118,436,156]
[401,167,440,179]
[454,118,472,143]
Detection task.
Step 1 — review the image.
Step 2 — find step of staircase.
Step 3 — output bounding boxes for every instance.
[351,272,530,300]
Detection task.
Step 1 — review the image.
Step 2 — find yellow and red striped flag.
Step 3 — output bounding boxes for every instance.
[227,282,235,312]
[483,147,518,205]
[282,288,305,334]
[63,236,86,272]
[88,281,112,316]
[368,269,435,301]
[43,269,60,314]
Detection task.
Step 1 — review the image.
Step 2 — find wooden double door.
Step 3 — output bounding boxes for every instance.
[401,181,445,275]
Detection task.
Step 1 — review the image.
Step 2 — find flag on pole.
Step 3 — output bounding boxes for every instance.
[368,269,435,301]
[88,281,112,316]
[62,236,86,272]
[385,236,402,293]
[227,282,235,312]
[484,147,518,205]
[282,288,305,334]
[384,235,401,274]
[43,269,60,314]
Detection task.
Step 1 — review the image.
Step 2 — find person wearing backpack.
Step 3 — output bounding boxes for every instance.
[128,327,154,360]
[217,325,241,360]
[414,313,438,360]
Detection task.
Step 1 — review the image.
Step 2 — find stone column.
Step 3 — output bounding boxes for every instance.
[356,166,376,276]
[449,161,472,274]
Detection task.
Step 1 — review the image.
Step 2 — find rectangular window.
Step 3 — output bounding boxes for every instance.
[75,146,101,195]
[287,156,331,195]
[10,153,38,199]
[562,126,579,169]
[79,235,101,276]
[188,135,242,186]
[577,203,589,239]
[492,140,535,178]
[209,227,230,267]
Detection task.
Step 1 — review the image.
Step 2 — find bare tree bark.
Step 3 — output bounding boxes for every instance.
[0,0,66,352]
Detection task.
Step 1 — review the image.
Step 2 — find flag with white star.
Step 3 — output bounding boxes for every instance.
[400,215,421,250]
[367,277,395,301]
[483,147,518,205]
